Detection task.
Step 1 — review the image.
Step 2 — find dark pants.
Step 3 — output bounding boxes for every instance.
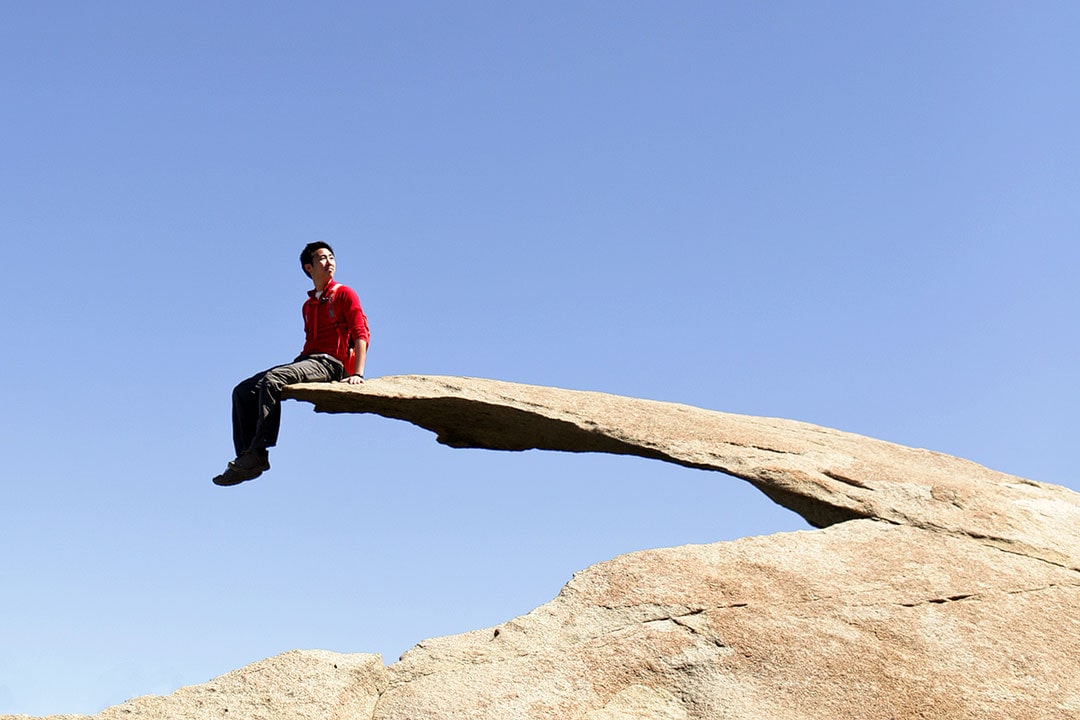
[231,354,344,456]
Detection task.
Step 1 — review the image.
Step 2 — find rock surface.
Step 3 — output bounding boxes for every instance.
[10,375,1080,719]
[2,651,386,720]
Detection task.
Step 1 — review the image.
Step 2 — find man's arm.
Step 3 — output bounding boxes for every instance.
[332,283,369,385]
[340,339,368,385]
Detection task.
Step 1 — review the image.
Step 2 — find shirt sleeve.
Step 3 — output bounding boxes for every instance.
[338,285,370,345]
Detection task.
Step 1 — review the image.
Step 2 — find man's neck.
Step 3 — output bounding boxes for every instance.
[313,277,332,293]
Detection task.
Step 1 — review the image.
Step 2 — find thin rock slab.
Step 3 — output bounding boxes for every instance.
[286,375,1080,567]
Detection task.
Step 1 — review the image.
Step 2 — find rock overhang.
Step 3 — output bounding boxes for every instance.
[284,374,1080,570]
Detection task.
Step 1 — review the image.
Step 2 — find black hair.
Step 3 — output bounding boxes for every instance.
[300,242,334,278]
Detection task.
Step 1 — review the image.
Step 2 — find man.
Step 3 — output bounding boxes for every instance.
[213,242,370,486]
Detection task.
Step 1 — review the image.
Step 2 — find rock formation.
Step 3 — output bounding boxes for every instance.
[9,375,1080,719]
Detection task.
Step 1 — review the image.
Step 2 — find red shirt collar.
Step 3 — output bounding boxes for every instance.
[308,278,338,299]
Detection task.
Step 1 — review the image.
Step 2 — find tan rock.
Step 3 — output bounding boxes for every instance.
[581,685,688,720]
[10,375,1080,719]
[98,650,386,720]
[285,375,1080,569]
[376,521,1080,719]
[0,651,386,720]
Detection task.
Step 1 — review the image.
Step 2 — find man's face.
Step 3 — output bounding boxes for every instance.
[306,247,335,285]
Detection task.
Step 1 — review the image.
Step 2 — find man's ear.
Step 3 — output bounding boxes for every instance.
[303,263,313,277]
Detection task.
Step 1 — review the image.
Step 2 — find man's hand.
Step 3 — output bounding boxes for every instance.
[339,375,365,385]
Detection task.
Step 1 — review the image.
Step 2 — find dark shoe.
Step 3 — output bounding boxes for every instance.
[229,449,270,474]
[212,450,269,486]
[213,466,260,486]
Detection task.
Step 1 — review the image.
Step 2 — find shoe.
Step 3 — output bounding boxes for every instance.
[213,466,260,486]
[229,448,270,474]
[213,450,269,486]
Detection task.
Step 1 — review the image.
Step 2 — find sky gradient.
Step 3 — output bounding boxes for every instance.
[2,2,1078,714]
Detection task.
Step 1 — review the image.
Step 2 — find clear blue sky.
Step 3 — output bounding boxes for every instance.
[2,2,1077,714]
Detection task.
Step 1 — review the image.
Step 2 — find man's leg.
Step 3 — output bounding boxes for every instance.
[231,370,267,457]
[215,355,342,486]
[247,355,342,453]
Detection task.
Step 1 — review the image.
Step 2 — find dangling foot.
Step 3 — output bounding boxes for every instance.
[213,449,270,486]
